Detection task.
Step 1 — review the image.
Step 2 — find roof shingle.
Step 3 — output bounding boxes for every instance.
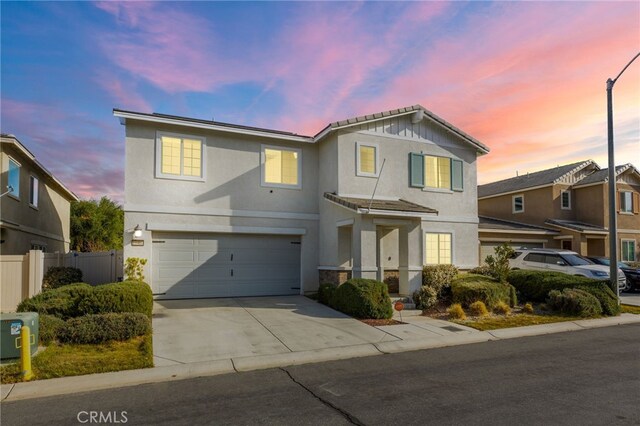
[324,193,437,214]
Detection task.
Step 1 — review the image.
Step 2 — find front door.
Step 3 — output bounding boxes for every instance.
[562,240,572,250]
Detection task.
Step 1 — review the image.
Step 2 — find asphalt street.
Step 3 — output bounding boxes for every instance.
[2,324,639,426]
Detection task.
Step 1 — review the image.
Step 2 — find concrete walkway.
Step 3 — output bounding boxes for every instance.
[620,292,640,306]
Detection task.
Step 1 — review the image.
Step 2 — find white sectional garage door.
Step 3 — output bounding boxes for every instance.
[479,241,544,265]
[152,232,301,299]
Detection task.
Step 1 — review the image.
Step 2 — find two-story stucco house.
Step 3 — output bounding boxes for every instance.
[478,160,640,263]
[0,134,78,254]
[114,105,489,299]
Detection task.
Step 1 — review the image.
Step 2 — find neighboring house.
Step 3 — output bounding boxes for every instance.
[0,134,78,254]
[478,160,640,263]
[114,105,489,299]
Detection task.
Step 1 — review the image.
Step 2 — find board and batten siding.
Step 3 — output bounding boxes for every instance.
[355,114,459,146]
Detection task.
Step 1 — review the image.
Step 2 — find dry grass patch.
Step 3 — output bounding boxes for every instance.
[621,304,640,315]
[453,313,582,331]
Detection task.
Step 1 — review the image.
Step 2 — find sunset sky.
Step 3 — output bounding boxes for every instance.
[1,1,639,203]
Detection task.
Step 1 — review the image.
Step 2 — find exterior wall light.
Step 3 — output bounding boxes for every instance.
[133,225,143,239]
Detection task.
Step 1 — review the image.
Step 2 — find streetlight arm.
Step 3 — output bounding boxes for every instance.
[610,51,640,86]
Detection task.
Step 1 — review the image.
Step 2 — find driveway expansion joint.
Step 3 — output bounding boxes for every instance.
[235,299,294,353]
[280,367,365,426]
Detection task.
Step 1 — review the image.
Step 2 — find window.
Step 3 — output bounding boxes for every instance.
[622,240,636,262]
[512,195,524,213]
[356,143,378,177]
[409,153,463,191]
[561,190,571,210]
[425,233,452,265]
[620,191,633,213]
[261,145,301,188]
[29,176,39,207]
[156,133,204,180]
[8,158,20,198]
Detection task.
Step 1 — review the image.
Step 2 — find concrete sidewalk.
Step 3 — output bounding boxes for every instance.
[2,313,639,403]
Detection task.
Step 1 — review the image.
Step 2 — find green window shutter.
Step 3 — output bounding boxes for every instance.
[451,159,463,191]
[410,153,424,187]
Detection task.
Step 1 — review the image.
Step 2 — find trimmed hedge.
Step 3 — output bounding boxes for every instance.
[317,283,337,306]
[413,286,439,310]
[329,279,392,319]
[547,288,603,318]
[39,314,66,345]
[422,265,459,291]
[17,281,153,319]
[42,267,83,291]
[451,274,517,308]
[507,270,620,316]
[59,313,151,344]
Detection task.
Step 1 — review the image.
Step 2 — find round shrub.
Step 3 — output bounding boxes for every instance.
[17,283,94,319]
[451,274,517,308]
[522,303,534,314]
[329,278,392,319]
[413,286,438,310]
[317,283,337,306]
[493,301,511,315]
[422,265,459,293]
[39,314,66,345]
[42,267,83,291]
[469,301,489,317]
[448,303,466,320]
[547,288,603,318]
[77,280,153,318]
[59,313,151,344]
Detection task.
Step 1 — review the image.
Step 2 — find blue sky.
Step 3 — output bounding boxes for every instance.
[2,1,639,202]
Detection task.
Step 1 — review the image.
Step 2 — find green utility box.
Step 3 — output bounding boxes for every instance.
[0,312,39,359]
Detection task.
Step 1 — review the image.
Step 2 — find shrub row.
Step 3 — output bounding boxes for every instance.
[507,270,619,316]
[451,274,517,308]
[317,279,392,319]
[39,312,150,345]
[18,281,153,319]
[547,288,603,318]
[42,267,83,291]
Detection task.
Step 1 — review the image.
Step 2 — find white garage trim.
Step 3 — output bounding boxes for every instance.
[147,222,306,235]
[479,238,548,244]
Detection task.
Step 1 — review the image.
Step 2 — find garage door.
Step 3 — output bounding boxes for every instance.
[479,241,544,265]
[152,232,301,299]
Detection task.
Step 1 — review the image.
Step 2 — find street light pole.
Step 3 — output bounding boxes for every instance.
[606,51,640,297]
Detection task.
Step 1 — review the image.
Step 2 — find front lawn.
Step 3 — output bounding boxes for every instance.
[453,313,581,331]
[0,335,153,384]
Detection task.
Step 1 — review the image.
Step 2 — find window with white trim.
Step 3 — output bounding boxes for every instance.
[512,195,524,213]
[620,191,633,213]
[261,145,301,188]
[8,158,20,198]
[356,142,378,177]
[29,176,39,207]
[425,233,452,265]
[622,240,636,262]
[156,133,205,180]
[425,155,451,189]
[409,153,463,191]
[561,190,571,210]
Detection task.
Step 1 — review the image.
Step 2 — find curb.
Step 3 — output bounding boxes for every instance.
[2,314,639,403]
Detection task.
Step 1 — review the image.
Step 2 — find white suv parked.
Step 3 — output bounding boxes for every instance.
[509,248,627,289]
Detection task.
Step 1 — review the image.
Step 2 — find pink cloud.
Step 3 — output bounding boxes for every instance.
[94,70,152,112]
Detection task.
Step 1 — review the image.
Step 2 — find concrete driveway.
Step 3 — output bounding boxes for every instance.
[152,296,400,366]
[620,292,640,306]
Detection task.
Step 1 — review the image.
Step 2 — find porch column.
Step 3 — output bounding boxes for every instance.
[399,220,423,295]
[352,216,377,280]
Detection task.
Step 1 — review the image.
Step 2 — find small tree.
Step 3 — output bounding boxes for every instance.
[124,257,147,282]
[71,197,124,252]
[485,243,515,283]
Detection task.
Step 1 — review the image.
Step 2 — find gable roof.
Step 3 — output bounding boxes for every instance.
[0,134,79,201]
[114,104,489,154]
[573,163,639,187]
[478,160,594,198]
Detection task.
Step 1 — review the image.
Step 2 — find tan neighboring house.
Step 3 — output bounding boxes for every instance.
[478,160,640,263]
[0,134,78,254]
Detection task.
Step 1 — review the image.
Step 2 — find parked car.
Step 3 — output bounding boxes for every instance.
[584,256,640,292]
[509,248,627,289]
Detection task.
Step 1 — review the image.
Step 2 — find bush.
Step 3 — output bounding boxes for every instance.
[39,314,66,345]
[17,281,153,319]
[547,288,603,318]
[413,286,439,310]
[484,243,515,283]
[523,303,534,314]
[17,283,94,319]
[493,301,511,315]
[124,257,148,281]
[59,313,151,344]
[448,303,466,320]
[451,274,517,308]
[42,267,83,291]
[507,270,620,316]
[469,301,489,317]
[422,265,459,293]
[329,279,392,319]
[468,265,493,277]
[317,283,337,306]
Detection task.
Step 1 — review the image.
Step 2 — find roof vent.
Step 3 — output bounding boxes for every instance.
[411,109,424,124]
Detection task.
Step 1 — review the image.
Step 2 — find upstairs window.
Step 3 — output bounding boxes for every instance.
[561,190,571,210]
[619,191,635,214]
[262,145,301,189]
[29,176,39,207]
[8,158,20,198]
[356,142,379,177]
[156,133,204,180]
[409,153,463,191]
[622,240,636,262]
[512,195,524,213]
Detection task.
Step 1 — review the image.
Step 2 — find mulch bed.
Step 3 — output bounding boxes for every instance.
[360,319,406,326]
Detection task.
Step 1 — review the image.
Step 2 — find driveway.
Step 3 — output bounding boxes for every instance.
[152,296,399,365]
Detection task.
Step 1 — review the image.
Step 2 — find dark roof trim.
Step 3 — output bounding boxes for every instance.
[544,219,608,234]
[324,192,438,216]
